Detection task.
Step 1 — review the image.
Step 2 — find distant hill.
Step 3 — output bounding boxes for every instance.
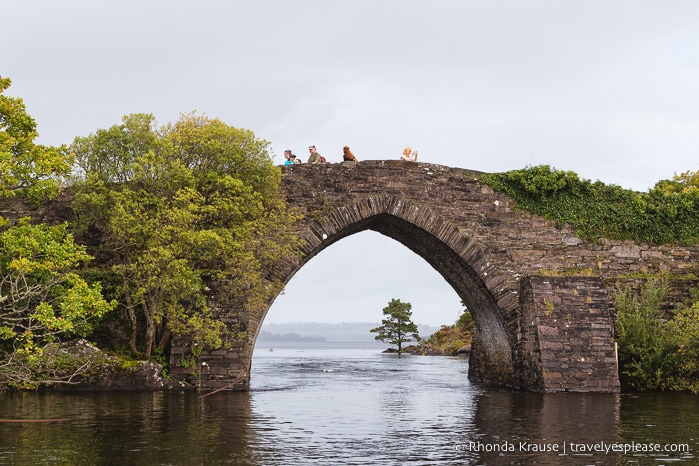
[256,331,327,342]
[258,322,440,343]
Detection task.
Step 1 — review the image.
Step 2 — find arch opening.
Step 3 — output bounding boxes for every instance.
[249,208,519,388]
[261,230,462,327]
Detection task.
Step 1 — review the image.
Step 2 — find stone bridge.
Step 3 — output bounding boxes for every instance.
[170,160,698,393]
[4,160,696,393]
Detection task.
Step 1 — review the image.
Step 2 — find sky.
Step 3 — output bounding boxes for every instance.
[4,1,699,326]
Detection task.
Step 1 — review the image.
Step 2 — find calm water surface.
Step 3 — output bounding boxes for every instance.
[1,342,698,465]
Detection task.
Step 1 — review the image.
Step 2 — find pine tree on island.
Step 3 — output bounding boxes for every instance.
[370,299,420,354]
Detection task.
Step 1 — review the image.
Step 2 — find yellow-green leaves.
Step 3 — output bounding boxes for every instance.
[0,77,115,389]
[72,112,302,358]
[0,77,72,202]
[0,221,115,354]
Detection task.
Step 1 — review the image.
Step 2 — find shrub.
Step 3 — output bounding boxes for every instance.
[480,165,699,245]
[615,280,699,392]
[614,280,669,391]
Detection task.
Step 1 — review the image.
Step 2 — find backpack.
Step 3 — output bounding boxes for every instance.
[321,156,327,163]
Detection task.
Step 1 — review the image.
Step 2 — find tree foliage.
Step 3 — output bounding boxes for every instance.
[0,220,115,388]
[0,77,114,390]
[0,77,72,202]
[615,280,699,393]
[480,165,699,245]
[72,113,301,359]
[654,170,699,195]
[370,299,420,354]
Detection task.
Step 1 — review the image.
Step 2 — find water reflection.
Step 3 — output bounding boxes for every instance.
[618,393,699,463]
[467,391,621,464]
[1,346,698,465]
[0,391,257,464]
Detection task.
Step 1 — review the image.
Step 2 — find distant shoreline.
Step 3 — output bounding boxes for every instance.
[256,330,327,342]
[258,322,440,343]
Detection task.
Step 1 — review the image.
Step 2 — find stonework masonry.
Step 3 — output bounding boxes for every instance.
[519,276,619,392]
[3,160,697,392]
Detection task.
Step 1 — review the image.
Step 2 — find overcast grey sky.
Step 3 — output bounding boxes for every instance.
[4,1,699,326]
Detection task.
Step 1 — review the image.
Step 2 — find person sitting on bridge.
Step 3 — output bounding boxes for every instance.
[401,147,418,162]
[308,145,324,163]
[342,145,358,162]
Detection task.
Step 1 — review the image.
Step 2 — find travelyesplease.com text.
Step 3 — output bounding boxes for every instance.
[454,440,690,455]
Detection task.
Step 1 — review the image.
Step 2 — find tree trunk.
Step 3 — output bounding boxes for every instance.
[157,325,171,353]
[127,306,138,356]
[122,276,139,357]
[143,296,156,359]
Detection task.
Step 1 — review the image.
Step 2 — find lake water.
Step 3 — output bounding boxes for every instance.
[1,342,698,465]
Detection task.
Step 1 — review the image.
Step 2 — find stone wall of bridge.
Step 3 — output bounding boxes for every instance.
[237,160,697,392]
[275,160,698,280]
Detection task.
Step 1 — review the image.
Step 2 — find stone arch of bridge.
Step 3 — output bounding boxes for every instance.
[250,195,522,388]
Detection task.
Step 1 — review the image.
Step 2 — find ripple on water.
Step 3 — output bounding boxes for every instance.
[1,346,698,464]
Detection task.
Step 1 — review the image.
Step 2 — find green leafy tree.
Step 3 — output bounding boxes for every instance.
[0,220,115,387]
[0,76,71,201]
[0,77,114,389]
[370,299,420,354]
[653,170,699,195]
[663,299,699,392]
[72,112,301,359]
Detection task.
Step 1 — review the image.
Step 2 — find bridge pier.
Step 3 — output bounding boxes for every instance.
[518,276,620,393]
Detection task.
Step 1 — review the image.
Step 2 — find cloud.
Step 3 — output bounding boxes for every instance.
[4,0,699,325]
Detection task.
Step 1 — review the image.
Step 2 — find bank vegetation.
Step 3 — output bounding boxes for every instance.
[408,308,474,356]
[1,77,300,391]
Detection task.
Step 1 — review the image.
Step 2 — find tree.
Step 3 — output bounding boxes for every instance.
[370,299,420,354]
[0,77,115,390]
[653,170,699,195]
[72,112,302,359]
[0,220,115,388]
[0,76,72,201]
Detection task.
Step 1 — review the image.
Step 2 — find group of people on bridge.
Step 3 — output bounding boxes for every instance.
[282,145,419,165]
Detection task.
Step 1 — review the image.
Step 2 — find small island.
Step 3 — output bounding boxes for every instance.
[404,310,473,357]
[371,299,473,357]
